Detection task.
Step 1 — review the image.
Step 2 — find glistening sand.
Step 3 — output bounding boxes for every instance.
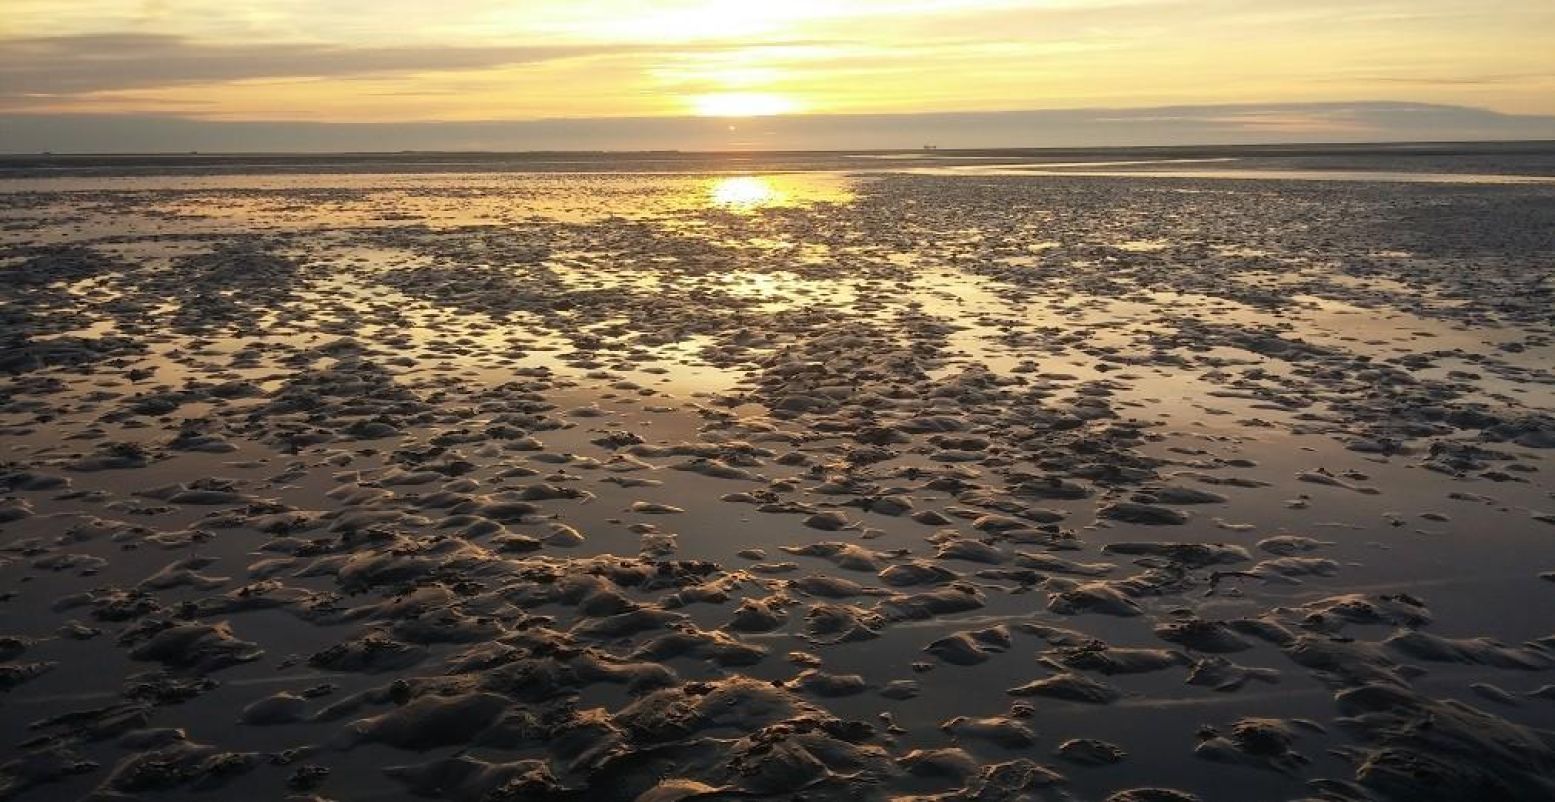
[1,146,1553,801]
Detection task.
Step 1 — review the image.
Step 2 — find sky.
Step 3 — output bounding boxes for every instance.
[2,0,1554,151]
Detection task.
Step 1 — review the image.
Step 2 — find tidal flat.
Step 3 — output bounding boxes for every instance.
[1,146,1553,801]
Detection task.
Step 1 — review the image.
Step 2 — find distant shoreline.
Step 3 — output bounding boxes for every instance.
[5,139,1554,160]
[4,140,1555,181]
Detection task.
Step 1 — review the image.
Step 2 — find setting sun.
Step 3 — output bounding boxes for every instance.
[691,92,797,118]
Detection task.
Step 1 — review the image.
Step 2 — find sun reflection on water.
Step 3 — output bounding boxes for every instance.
[710,176,783,209]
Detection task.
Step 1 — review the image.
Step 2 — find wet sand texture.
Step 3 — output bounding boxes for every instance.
[1,151,1554,801]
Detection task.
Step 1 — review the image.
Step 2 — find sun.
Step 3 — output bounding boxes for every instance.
[691,92,796,117]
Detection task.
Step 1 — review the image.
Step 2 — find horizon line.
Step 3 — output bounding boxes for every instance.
[1,97,1545,124]
[7,100,1554,155]
[7,138,1555,159]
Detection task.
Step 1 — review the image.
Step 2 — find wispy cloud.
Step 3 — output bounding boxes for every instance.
[2,1,1552,123]
[0,34,640,96]
[1344,74,1555,88]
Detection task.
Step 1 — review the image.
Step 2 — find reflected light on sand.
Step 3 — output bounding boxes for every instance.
[710,176,783,209]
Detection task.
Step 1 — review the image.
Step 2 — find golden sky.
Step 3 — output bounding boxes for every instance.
[3,0,1552,122]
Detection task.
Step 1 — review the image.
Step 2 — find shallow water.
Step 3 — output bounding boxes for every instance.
[906,161,1555,184]
[1,150,1554,802]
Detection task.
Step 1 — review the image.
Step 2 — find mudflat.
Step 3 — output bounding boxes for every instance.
[2,147,1553,801]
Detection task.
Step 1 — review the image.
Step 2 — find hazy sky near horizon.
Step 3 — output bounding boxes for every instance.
[3,0,1553,128]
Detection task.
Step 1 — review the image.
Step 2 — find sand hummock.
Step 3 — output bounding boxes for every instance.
[1,150,1554,801]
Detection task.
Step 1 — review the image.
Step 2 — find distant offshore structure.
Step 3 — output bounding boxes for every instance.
[922,144,939,151]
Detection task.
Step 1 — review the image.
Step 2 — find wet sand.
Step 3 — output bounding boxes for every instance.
[1,147,1553,801]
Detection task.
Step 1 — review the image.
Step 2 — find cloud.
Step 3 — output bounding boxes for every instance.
[0,33,641,96]
[4,101,1552,153]
[1353,74,1555,87]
